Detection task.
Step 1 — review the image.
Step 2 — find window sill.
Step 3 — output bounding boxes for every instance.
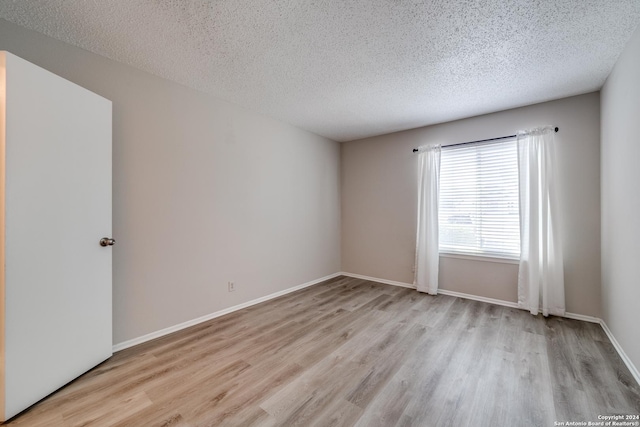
[439,252,520,265]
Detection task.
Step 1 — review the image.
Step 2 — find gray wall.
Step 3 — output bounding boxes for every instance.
[342,93,602,317]
[0,19,341,345]
[601,26,640,373]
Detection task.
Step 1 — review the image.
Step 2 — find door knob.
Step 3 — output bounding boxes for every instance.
[99,237,116,247]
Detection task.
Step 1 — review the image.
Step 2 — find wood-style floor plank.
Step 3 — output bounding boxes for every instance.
[5,276,639,426]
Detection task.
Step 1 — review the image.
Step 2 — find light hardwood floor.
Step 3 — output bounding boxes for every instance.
[5,276,640,426]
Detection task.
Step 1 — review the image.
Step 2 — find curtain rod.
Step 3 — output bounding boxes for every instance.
[412,127,559,153]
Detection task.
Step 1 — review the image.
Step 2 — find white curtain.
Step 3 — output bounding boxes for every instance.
[517,126,565,316]
[414,145,441,295]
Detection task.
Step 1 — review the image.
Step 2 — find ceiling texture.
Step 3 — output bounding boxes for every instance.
[1,1,639,142]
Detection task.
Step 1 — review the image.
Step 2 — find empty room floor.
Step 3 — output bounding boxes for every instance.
[6,276,640,426]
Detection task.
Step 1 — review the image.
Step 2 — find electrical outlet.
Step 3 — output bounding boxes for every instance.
[228,281,235,292]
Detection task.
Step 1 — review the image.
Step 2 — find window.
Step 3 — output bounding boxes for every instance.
[439,139,520,260]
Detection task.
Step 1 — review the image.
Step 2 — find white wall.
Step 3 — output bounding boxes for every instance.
[342,93,602,317]
[0,19,341,345]
[601,26,640,373]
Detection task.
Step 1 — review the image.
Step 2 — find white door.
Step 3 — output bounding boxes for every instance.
[1,51,112,421]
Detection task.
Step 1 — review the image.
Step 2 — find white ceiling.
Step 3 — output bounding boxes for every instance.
[1,1,639,142]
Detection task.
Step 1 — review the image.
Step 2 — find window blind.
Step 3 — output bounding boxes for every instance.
[439,139,520,259]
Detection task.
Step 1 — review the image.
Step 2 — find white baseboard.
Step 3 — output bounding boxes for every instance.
[436,288,520,309]
[563,312,601,324]
[339,272,416,289]
[341,271,597,318]
[340,271,639,386]
[341,271,521,309]
[599,321,640,386]
[112,272,342,352]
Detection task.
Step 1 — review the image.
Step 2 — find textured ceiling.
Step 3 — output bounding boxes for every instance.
[1,1,639,142]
